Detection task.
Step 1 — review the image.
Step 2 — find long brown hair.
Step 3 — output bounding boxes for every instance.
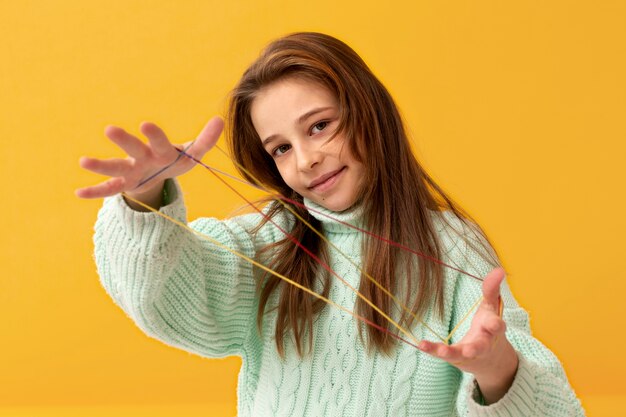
[227,32,497,356]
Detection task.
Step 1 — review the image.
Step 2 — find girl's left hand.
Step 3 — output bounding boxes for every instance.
[418,267,519,404]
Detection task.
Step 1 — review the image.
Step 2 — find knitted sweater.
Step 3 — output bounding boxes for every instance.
[94,179,584,417]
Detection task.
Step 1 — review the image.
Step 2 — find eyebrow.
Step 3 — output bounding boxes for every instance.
[261,106,334,147]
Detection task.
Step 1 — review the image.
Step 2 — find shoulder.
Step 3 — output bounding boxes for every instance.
[190,200,295,249]
[429,209,474,256]
[429,210,499,278]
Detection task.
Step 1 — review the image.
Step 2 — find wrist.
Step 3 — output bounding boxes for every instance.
[473,340,519,404]
[124,180,166,211]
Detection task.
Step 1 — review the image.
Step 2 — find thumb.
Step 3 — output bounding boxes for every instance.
[482,267,505,309]
[186,116,225,158]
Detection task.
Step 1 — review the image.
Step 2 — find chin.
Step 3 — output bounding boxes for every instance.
[316,198,356,213]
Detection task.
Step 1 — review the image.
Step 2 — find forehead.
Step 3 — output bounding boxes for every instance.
[250,77,337,136]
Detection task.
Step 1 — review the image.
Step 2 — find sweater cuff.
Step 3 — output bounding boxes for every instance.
[101,178,187,246]
[466,352,538,416]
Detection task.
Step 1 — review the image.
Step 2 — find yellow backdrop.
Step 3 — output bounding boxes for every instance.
[1,0,624,416]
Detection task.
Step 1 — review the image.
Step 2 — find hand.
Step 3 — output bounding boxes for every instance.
[75,116,224,200]
[418,267,519,404]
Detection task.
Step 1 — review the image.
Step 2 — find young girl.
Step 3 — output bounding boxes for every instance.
[77,32,584,416]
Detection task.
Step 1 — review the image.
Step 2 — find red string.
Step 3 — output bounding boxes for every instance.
[175,148,483,282]
[134,147,486,348]
[191,150,431,347]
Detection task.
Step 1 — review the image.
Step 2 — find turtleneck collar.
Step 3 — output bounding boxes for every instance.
[303,198,365,234]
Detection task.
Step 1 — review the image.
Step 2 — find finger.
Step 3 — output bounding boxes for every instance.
[75,177,125,199]
[140,122,177,158]
[419,341,464,363]
[482,267,505,308]
[79,156,133,177]
[186,116,224,158]
[105,125,150,159]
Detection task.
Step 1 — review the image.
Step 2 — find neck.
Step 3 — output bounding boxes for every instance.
[303,198,365,234]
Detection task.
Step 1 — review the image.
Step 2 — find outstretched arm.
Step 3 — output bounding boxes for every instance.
[418,267,518,404]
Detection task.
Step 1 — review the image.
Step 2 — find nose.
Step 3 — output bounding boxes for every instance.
[295,143,323,172]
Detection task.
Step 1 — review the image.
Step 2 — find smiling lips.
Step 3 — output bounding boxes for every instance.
[308,167,346,192]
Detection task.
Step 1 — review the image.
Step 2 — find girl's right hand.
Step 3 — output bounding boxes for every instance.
[76,116,224,209]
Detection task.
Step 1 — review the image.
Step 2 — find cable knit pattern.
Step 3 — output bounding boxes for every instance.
[93,179,585,416]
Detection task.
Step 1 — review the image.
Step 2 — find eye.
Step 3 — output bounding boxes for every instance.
[310,121,329,135]
[272,144,291,157]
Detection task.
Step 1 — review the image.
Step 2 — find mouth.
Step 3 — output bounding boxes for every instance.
[308,167,346,192]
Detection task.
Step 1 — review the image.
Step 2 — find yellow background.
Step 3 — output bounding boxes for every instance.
[1,0,624,415]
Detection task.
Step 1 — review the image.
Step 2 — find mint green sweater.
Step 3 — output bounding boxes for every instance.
[94,180,584,416]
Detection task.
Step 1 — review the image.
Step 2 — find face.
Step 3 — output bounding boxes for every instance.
[251,77,365,212]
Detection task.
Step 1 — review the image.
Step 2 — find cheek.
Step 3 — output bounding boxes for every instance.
[351,163,367,192]
[274,162,299,190]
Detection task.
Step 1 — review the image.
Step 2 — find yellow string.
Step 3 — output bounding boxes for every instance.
[444,295,484,345]
[213,145,447,343]
[126,145,491,347]
[122,192,422,348]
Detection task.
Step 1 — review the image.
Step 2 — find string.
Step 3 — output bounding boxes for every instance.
[135,141,196,189]
[186,146,483,283]
[188,150,425,345]
[176,146,487,342]
[205,146,445,342]
[444,296,484,344]
[129,144,430,343]
[122,193,421,350]
[131,144,490,346]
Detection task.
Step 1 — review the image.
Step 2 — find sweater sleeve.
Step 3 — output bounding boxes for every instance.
[438,217,586,417]
[93,179,278,359]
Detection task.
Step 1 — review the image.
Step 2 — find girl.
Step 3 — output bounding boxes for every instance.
[77,32,584,416]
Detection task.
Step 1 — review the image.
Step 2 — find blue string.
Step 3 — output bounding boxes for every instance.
[134,141,196,189]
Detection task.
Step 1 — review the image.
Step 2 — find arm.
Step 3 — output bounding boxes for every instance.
[419,268,519,404]
[80,117,261,356]
[94,179,272,357]
[422,214,585,416]
[452,276,585,416]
